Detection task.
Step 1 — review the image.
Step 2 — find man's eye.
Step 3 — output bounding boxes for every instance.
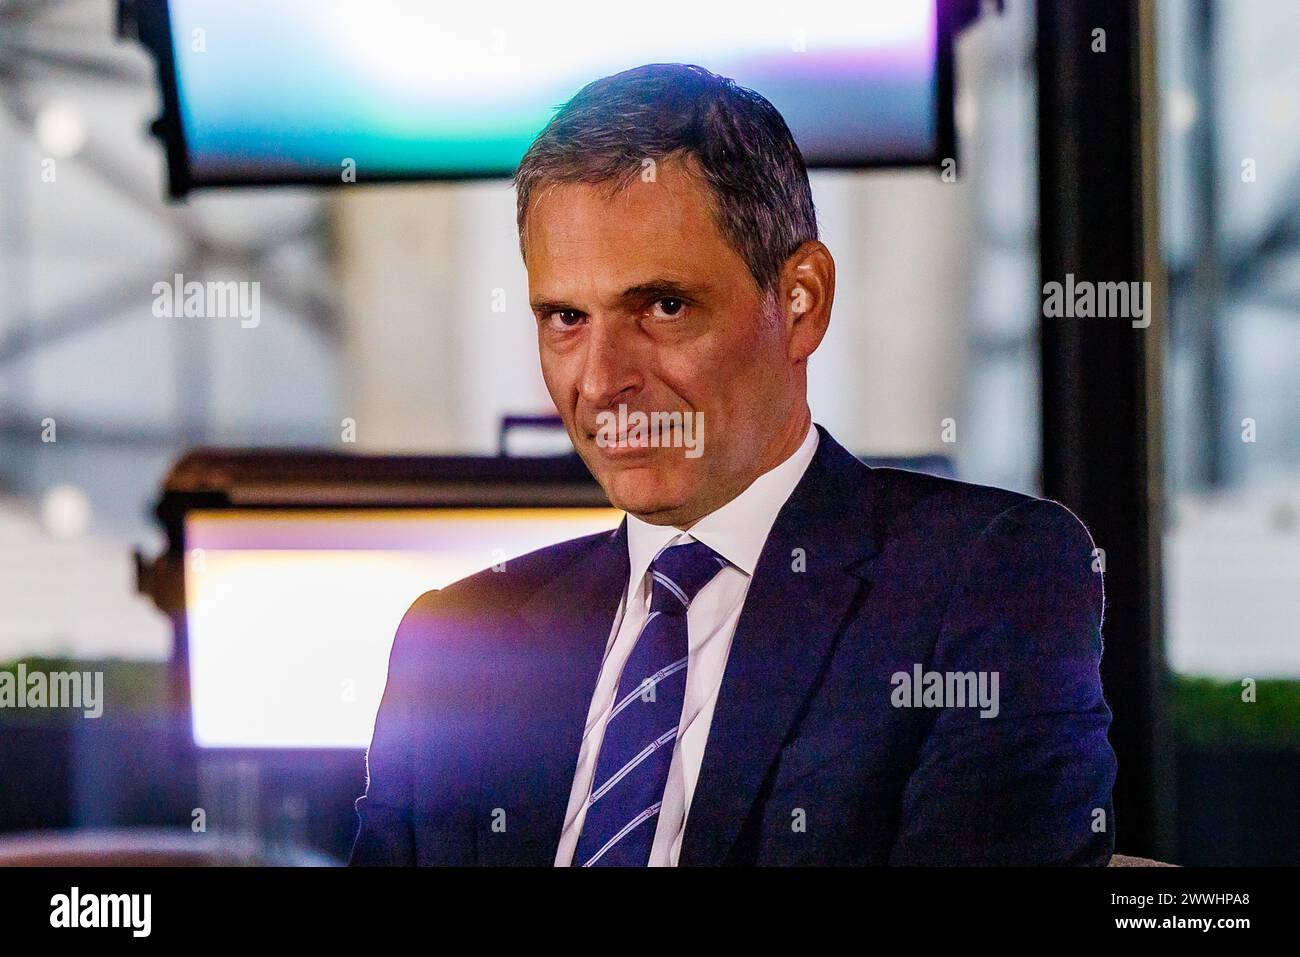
[650,297,686,319]
[547,310,584,329]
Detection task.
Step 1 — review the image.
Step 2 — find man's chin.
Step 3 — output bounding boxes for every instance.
[598,467,693,525]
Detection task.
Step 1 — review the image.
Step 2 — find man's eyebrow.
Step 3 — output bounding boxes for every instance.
[619,279,710,302]
[529,296,575,315]
[530,280,709,314]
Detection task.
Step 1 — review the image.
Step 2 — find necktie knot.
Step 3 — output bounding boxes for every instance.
[648,539,726,615]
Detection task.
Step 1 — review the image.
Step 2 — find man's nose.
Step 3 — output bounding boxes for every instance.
[578,319,642,409]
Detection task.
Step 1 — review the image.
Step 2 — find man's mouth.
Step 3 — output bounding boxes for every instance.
[582,405,702,460]
[586,430,660,456]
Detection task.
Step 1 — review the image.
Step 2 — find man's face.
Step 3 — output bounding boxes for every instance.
[524,156,811,527]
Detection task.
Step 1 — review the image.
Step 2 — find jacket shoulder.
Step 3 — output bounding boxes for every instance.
[862,466,1096,556]
[395,526,619,635]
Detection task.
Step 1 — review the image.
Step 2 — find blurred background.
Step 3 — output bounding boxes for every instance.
[0,0,1295,865]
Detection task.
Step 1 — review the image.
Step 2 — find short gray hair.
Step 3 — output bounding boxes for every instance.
[513,63,818,299]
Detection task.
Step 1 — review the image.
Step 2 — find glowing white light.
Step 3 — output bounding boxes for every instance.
[955,89,979,137]
[185,509,622,748]
[1165,87,1198,136]
[41,483,92,539]
[319,0,933,101]
[1266,92,1296,130]
[35,102,88,158]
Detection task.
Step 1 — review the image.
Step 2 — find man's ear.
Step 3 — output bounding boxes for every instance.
[780,241,835,363]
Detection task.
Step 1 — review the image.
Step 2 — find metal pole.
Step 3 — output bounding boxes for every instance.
[1036,0,1171,858]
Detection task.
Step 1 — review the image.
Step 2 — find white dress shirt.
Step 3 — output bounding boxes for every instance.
[554,421,819,866]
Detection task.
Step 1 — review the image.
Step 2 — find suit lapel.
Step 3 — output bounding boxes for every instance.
[482,521,628,865]
[679,428,881,866]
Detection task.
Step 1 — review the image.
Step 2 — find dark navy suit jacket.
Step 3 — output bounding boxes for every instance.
[350,426,1117,866]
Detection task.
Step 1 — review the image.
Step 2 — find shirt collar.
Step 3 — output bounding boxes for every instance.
[625,420,819,585]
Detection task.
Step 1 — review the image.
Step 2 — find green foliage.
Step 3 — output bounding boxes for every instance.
[0,657,170,722]
[1170,674,1300,750]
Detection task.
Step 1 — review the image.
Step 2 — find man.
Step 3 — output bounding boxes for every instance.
[350,63,1116,866]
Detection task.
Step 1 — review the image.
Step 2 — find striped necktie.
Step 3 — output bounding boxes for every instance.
[573,538,727,866]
